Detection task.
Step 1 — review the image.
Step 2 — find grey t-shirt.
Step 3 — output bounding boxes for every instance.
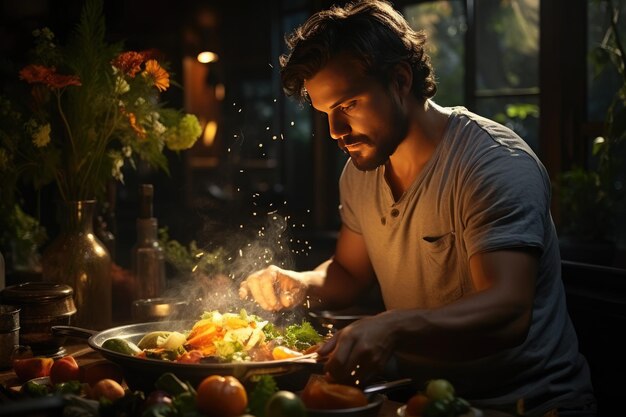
[338,107,594,414]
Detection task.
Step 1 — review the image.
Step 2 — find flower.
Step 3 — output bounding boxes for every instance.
[0,0,201,202]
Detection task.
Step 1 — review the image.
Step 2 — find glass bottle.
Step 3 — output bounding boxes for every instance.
[41,200,112,330]
[131,184,165,301]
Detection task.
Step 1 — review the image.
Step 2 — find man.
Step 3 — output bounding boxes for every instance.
[239,1,595,415]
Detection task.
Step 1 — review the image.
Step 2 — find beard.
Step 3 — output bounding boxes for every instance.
[341,110,409,172]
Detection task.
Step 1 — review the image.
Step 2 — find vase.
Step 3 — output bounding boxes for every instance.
[42,200,112,330]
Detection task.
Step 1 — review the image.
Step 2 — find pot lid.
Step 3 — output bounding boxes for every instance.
[0,282,74,304]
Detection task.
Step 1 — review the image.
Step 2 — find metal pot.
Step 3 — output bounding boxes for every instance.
[52,321,322,391]
[0,282,76,356]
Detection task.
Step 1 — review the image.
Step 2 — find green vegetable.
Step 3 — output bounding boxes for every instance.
[247,375,279,417]
[171,391,199,415]
[154,372,195,397]
[265,390,307,417]
[284,321,323,350]
[21,380,49,397]
[102,337,142,355]
[54,380,83,395]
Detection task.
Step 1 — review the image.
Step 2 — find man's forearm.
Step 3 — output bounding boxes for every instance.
[301,258,372,310]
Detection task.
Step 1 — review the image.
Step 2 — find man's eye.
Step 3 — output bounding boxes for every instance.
[339,101,356,112]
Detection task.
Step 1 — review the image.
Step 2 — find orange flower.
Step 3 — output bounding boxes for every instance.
[143,59,170,91]
[126,112,147,138]
[111,51,145,77]
[19,65,81,88]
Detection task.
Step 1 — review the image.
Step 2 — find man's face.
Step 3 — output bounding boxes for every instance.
[304,55,409,171]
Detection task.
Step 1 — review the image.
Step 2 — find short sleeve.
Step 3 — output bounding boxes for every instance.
[461,146,550,258]
[338,160,362,234]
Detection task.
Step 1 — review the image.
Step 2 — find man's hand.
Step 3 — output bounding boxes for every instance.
[316,312,398,385]
[239,265,308,311]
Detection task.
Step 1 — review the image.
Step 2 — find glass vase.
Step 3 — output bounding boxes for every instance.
[42,200,112,330]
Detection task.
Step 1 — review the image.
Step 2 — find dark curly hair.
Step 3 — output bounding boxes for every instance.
[279,0,437,102]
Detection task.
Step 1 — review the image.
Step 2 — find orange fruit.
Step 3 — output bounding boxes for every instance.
[196,375,248,417]
[90,378,125,401]
[405,393,430,416]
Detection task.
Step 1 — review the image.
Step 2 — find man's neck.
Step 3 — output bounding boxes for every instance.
[385,100,451,200]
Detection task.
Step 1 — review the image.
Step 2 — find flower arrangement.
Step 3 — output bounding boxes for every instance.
[0,0,201,203]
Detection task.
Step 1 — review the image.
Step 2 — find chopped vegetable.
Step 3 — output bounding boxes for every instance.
[102,309,322,364]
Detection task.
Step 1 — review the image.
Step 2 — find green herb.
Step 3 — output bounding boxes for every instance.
[247,375,279,417]
[158,227,226,277]
[284,321,323,351]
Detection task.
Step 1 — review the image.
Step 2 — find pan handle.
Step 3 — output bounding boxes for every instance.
[51,325,98,339]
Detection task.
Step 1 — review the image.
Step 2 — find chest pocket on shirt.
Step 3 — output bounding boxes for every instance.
[420,231,462,305]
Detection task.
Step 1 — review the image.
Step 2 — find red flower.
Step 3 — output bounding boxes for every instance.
[111,51,146,77]
[19,65,81,89]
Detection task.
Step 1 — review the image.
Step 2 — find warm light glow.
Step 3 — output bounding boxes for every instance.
[197,51,219,63]
[215,83,225,101]
[203,120,218,146]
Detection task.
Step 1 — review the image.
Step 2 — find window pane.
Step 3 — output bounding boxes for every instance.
[587,0,626,121]
[404,1,466,106]
[475,0,539,91]
[475,97,540,153]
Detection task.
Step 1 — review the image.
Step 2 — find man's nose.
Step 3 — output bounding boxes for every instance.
[328,113,351,140]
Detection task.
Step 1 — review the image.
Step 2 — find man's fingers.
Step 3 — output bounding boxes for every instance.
[238,281,249,300]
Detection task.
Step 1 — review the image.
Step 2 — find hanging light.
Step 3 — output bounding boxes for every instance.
[197,51,219,64]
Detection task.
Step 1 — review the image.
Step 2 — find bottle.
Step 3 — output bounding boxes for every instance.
[131,184,165,301]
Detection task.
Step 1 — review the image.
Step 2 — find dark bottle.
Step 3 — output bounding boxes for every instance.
[131,184,165,300]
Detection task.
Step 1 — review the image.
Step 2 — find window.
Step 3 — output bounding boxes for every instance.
[404,0,540,152]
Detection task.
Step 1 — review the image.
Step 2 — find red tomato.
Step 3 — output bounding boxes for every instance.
[196,375,248,417]
[50,356,81,385]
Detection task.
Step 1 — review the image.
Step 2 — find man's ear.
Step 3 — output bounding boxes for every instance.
[392,61,413,96]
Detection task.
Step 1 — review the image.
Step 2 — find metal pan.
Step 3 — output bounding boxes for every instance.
[52,321,321,390]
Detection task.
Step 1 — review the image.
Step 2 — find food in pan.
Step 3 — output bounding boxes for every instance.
[102,309,323,364]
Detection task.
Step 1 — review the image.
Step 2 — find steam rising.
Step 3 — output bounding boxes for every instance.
[162,207,312,327]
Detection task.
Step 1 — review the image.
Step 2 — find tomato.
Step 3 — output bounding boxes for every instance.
[196,375,247,417]
[405,393,430,416]
[12,357,54,382]
[425,379,455,401]
[50,356,81,385]
[300,374,368,410]
[265,390,307,417]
